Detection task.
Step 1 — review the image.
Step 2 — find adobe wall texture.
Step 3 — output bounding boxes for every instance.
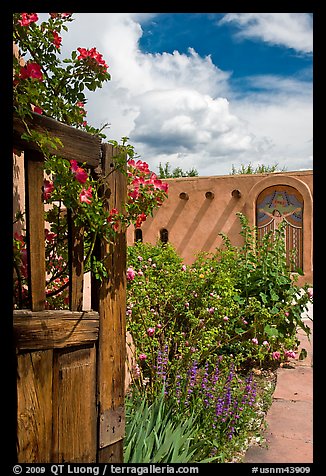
[127,170,313,287]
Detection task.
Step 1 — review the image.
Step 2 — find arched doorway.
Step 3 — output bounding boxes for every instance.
[256,185,304,272]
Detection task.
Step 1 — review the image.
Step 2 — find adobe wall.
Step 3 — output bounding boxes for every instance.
[126,171,313,286]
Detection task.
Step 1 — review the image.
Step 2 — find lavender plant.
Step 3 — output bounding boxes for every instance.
[126,349,262,462]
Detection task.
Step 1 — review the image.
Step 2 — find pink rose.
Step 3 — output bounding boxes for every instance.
[127,267,136,281]
[75,167,88,184]
[272,351,281,360]
[70,160,88,183]
[33,106,43,115]
[43,179,54,201]
[79,186,92,204]
[18,13,38,27]
[19,62,43,81]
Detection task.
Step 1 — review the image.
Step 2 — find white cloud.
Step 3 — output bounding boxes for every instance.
[219,13,313,54]
[231,92,313,170]
[37,13,312,176]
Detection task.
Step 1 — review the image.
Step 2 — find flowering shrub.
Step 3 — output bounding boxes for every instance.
[13,13,168,308]
[125,215,312,460]
[126,214,312,391]
[13,12,109,132]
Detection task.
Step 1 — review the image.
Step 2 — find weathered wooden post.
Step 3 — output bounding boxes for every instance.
[96,143,127,463]
[24,149,46,311]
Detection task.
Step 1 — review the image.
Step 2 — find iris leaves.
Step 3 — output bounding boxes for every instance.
[124,389,217,463]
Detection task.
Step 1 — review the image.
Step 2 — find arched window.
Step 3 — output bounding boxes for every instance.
[134,228,143,243]
[256,185,303,272]
[160,228,169,244]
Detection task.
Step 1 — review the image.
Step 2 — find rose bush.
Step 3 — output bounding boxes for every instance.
[13,13,168,308]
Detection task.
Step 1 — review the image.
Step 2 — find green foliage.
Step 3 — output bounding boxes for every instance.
[230,162,287,175]
[124,387,217,463]
[221,213,312,357]
[125,213,312,462]
[158,162,198,178]
[126,214,312,386]
[13,13,110,134]
[125,211,313,462]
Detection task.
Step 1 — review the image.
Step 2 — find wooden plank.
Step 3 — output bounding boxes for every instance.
[25,150,46,311]
[17,350,53,463]
[13,112,101,167]
[98,442,124,463]
[97,143,127,463]
[68,210,84,311]
[52,345,97,462]
[14,310,99,350]
[99,406,125,448]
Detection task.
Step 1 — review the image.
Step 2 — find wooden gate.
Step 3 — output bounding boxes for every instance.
[13,114,126,463]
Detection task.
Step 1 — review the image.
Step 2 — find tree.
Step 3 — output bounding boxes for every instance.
[158,162,198,178]
[230,162,287,175]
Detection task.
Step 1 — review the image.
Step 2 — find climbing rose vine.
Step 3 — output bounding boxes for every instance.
[13,12,168,309]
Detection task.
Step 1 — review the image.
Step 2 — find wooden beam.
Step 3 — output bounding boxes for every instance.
[17,350,53,463]
[25,150,46,311]
[96,143,127,463]
[52,345,97,462]
[14,310,99,351]
[13,112,101,167]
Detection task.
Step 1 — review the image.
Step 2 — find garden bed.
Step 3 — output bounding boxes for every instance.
[123,215,312,463]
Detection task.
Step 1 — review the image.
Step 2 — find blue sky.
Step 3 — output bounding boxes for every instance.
[45,13,313,176]
[139,13,312,79]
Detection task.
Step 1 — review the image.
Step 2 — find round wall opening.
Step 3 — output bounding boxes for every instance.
[231,189,241,198]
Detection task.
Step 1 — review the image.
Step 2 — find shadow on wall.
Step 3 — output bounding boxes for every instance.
[164,199,189,235]
[176,197,212,256]
[175,194,244,257]
[201,197,244,253]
